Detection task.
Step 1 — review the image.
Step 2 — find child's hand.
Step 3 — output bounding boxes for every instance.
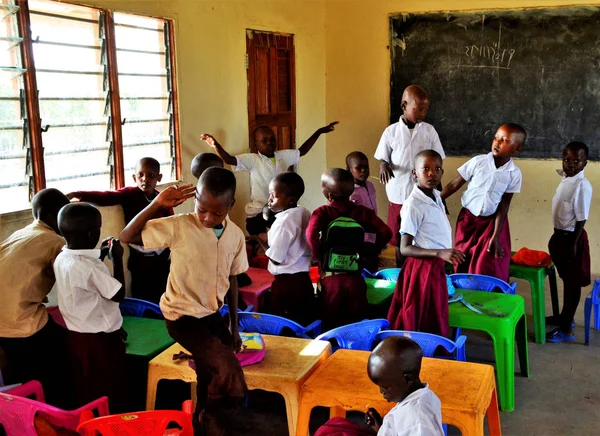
[365,407,383,432]
[110,239,124,259]
[155,184,195,208]
[66,192,80,201]
[316,121,339,134]
[438,248,465,265]
[379,161,394,184]
[487,238,505,258]
[100,237,112,260]
[201,133,219,148]
[232,330,243,353]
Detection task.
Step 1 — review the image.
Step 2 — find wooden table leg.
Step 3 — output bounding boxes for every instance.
[295,400,313,436]
[146,367,159,410]
[486,387,502,436]
[281,386,301,436]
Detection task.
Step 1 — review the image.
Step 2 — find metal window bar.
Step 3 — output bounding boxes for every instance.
[115,21,163,32]
[164,20,176,180]
[29,10,97,25]
[32,39,101,51]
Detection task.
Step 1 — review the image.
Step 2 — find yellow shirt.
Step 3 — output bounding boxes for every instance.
[142,214,249,321]
[0,220,65,338]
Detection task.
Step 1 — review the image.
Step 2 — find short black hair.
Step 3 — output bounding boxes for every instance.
[57,202,101,238]
[31,188,69,221]
[565,141,589,160]
[137,157,161,173]
[191,153,224,179]
[414,149,443,167]
[198,167,236,198]
[322,168,355,198]
[253,125,275,141]
[503,123,527,146]
[272,171,305,200]
[345,151,368,167]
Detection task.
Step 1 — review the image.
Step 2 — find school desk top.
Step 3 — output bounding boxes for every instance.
[295,349,501,436]
[122,316,174,359]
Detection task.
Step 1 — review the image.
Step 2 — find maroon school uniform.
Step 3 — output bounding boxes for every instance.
[306,200,392,330]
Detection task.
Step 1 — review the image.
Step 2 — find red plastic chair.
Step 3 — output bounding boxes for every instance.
[0,380,109,435]
[77,400,194,436]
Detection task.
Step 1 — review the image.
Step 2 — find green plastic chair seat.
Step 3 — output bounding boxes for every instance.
[449,290,529,412]
[122,316,174,359]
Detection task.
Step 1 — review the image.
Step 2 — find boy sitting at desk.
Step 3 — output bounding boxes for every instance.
[315,336,444,436]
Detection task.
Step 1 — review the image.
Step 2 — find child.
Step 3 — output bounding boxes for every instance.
[0,188,71,408]
[315,336,444,436]
[251,171,314,324]
[441,123,525,282]
[546,142,592,343]
[120,167,248,435]
[53,202,128,412]
[375,85,445,267]
[201,121,338,235]
[347,151,378,213]
[67,157,173,304]
[307,169,392,330]
[191,152,224,179]
[387,150,464,338]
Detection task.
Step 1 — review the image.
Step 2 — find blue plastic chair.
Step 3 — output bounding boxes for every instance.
[362,269,376,279]
[315,319,390,351]
[584,280,600,346]
[119,297,163,319]
[450,273,517,295]
[373,330,467,361]
[218,304,255,317]
[373,268,401,281]
[237,312,322,339]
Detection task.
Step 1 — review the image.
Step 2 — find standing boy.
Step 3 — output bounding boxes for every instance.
[120,168,248,435]
[201,122,338,235]
[546,142,592,343]
[307,169,392,330]
[442,124,525,282]
[54,203,127,412]
[0,189,71,408]
[375,85,445,267]
[67,157,173,303]
[347,151,378,213]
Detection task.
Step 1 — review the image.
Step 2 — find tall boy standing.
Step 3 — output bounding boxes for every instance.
[375,85,445,267]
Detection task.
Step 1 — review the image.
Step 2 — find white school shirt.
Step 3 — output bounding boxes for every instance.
[374,118,445,205]
[53,247,122,333]
[233,149,301,217]
[400,185,452,250]
[266,206,312,275]
[378,385,444,436]
[458,153,522,217]
[552,170,592,232]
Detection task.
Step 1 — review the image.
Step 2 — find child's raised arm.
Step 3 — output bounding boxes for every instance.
[201,134,237,166]
[440,174,466,200]
[298,121,339,157]
[400,233,465,265]
[120,184,195,244]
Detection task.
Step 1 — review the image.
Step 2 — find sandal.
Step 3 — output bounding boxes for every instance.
[546,328,575,343]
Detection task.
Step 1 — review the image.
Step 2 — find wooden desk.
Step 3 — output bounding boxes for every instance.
[146,335,331,436]
[296,349,501,436]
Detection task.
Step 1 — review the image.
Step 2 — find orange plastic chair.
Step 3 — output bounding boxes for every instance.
[77,400,193,436]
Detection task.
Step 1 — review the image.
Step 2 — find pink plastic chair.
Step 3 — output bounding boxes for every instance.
[0,380,109,435]
[78,400,194,436]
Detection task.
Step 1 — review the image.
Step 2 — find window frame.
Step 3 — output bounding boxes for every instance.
[12,0,181,202]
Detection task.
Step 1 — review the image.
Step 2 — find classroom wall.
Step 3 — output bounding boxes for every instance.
[324,0,600,274]
[0,0,327,243]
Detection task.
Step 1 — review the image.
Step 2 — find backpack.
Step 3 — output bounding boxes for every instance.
[323,217,365,272]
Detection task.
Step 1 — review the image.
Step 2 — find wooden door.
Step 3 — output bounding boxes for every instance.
[246,30,295,152]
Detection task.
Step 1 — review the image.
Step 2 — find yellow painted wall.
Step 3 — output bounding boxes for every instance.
[324,0,600,273]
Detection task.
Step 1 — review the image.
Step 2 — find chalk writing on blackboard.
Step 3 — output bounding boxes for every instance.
[456,25,516,70]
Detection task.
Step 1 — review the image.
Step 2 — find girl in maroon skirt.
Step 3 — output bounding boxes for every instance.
[387,150,465,338]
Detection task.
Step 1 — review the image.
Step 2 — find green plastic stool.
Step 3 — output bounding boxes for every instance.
[365,278,396,318]
[509,256,559,344]
[449,290,529,412]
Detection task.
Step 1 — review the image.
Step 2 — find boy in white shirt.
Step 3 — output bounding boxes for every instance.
[546,142,592,343]
[53,202,127,412]
[442,123,526,282]
[251,172,315,324]
[201,122,338,235]
[315,336,444,436]
[375,85,445,267]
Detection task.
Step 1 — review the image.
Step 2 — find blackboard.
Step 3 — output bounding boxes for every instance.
[389,8,600,159]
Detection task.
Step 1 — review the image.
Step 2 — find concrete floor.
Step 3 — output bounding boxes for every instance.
[215,274,600,436]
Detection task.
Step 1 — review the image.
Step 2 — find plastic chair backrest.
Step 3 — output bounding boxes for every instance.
[449,273,516,295]
[78,401,193,436]
[218,304,255,317]
[316,319,390,351]
[120,297,164,319]
[0,381,109,435]
[373,268,401,281]
[373,330,467,361]
[237,312,321,339]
